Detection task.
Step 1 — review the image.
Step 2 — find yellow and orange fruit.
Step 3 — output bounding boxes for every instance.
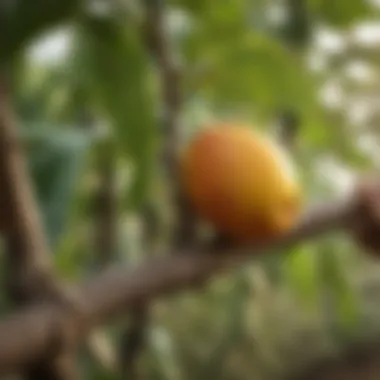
[180,123,302,243]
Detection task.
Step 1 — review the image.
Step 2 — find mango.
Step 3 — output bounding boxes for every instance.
[180,123,302,243]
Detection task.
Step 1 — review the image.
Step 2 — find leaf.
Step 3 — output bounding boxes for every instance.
[308,0,376,27]
[283,245,321,312]
[23,125,95,250]
[318,242,359,331]
[204,273,249,379]
[184,28,321,123]
[0,0,80,61]
[75,16,156,209]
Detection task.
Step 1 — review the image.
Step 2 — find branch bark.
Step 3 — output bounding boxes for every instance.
[0,73,52,299]
[290,340,380,380]
[0,74,78,379]
[0,190,362,376]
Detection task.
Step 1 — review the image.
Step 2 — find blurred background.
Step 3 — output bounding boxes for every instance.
[3,0,380,379]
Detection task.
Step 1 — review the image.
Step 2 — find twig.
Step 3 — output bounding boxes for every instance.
[144,0,197,248]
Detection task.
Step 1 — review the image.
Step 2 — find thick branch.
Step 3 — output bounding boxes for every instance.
[0,193,362,376]
[0,75,52,291]
[290,340,380,380]
[0,75,78,379]
[0,304,79,377]
[80,197,355,322]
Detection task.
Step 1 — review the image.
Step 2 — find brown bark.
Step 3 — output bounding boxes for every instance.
[0,185,370,377]
[0,74,78,379]
[290,341,380,380]
[119,1,198,377]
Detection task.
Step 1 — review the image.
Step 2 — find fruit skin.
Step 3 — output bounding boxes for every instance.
[180,123,302,243]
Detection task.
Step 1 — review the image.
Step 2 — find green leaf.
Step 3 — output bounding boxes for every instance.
[0,0,80,61]
[308,0,376,27]
[75,16,156,209]
[283,245,321,312]
[318,243,359,331]
[24,126,94,250]
[184,29,321,122]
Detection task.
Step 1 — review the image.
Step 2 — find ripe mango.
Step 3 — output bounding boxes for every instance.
[180,123,302,243]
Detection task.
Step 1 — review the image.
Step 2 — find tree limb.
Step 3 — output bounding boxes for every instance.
[0,190,362,376]
[0,74,78,379]
[289,340,380,380]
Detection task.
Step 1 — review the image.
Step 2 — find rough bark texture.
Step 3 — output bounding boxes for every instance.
[0,74,79,379]
[0,188,366,376]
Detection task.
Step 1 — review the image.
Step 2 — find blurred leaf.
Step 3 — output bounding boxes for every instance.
[308,0,375,27]
[14,63,73,122]
[319,243,359,331]
[149,326,184,380]
[283,245,321,312]
[75,15,156,209]
[24,126,94,250]
[204,274,249,379]
[184,28,321,122]
[0,0,80,60]
[300,113,373,170]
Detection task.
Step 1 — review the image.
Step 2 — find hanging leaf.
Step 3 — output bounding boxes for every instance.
[75,15,156,209]
[23,125,95,250]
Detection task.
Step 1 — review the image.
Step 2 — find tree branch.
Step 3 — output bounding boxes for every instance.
[80,197,356,322]
[0,74,52,293]
[0,74,78,379]
[144,0,197,248]
[290,340,380,380]
[0,190,362,376]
